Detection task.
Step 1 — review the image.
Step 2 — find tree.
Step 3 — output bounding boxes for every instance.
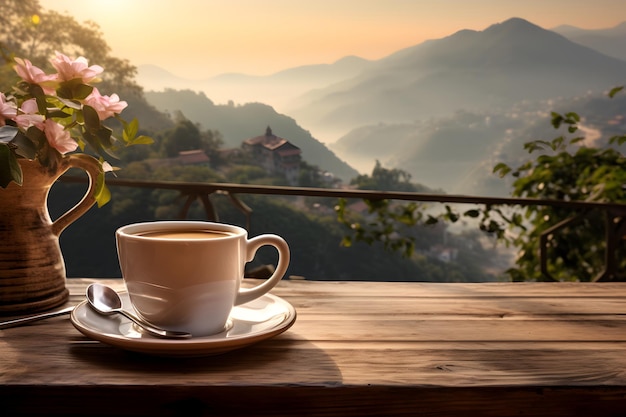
[351,160,421,192]
[336,161,435,257]
[160,113,223,158]
[0,0,140,95]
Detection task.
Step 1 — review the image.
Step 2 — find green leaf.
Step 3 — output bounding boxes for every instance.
[464,209,480,218]
[551,112,564,129]
[609,135,626,146]
[608,86,624,98]
[82,105,101,132]
[551,136,564,150]
[73,83,94,100]
[0,144,22,187]
[56,97,81,110]
[81,130,105,155]
[524,140,550,153]
[565,112,580,122]
[493,162,511,177]
[47,108,72,119]
[95,125,114,148]
[129,135,154,145]
[94,171,111,207]
[425,215,438,225]
[12,130,37,159]
[58,79,93,100]
[122,118,139,143]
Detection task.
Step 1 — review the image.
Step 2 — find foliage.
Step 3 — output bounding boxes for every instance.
[0,53,152,206]
[351,160,420,191]
[336,197,422,258]
[336,161,443,258]
[484,86,626,281]
[434,87,626,281]
[160,112,223,158]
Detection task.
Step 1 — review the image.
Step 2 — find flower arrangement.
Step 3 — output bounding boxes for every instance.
[0,52,152,206]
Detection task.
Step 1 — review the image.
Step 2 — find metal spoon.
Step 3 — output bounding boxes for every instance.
[0,306,74,329]
[86,283,191,339]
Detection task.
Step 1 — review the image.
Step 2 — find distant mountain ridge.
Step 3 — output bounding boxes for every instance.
[552,21,626,61]
[138,55,371,112]
[288,18,626,137]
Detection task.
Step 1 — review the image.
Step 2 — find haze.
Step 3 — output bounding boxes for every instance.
[40,0,625,79]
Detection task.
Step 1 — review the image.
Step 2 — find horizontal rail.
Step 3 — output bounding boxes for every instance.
[61,176,626,211]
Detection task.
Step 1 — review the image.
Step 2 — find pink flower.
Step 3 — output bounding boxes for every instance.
[44,119,78,154]
[14,99,45,129]
[50,52,103,83]
[13,58,58,94]
[0,93,17,126]
[84,88,128,120]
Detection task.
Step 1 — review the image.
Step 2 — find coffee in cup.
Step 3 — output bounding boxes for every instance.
[116,221,290,336]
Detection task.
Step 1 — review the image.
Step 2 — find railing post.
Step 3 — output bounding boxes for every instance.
[596,208,626,282]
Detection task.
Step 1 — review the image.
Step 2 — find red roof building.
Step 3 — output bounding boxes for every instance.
[177,149,210,165]
[243,127,302,184]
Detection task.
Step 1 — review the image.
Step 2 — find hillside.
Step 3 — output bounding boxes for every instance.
[144,89,359,181]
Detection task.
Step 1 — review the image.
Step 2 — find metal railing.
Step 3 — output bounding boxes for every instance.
[61,176,626,282]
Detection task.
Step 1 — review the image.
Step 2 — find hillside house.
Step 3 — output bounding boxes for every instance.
[177,149,210,166]
[242,127,302,185]
[143,149,211,170]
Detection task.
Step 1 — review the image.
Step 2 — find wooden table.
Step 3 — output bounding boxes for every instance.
[2,279,626,416]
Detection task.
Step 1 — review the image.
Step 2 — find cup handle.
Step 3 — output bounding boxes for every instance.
[51,154,102,236]
[235,234,290,305]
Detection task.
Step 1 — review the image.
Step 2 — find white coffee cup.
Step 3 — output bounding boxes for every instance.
[116,221,290,336]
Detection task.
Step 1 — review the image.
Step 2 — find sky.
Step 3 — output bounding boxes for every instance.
[39,0,626,80]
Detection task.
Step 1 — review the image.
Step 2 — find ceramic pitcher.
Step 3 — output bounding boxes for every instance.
[0,154,101,314]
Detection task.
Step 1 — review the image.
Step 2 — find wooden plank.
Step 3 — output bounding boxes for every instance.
[67,279,626,317]
[66,278,626,298]
[267,280,626,298]
[4,321,626,388]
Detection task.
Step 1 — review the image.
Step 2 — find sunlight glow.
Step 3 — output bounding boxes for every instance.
[39,0,625,79]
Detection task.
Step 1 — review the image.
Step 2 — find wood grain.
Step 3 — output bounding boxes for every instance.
[2,278,626,416]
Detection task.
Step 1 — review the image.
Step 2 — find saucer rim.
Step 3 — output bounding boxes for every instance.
[70,291,296,356]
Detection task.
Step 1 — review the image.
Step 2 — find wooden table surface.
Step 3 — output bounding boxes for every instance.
[2,279,626,416]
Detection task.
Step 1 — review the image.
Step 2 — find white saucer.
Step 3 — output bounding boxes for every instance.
[70,291,296,356]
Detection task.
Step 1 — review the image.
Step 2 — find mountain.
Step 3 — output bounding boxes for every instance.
[143,89,359,181]
[552,21,626,61]
[288,18,626,140]
[136,64,194,92]
[137,56,371,112]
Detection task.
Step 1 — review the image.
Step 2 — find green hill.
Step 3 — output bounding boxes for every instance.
[144,89,359,181]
